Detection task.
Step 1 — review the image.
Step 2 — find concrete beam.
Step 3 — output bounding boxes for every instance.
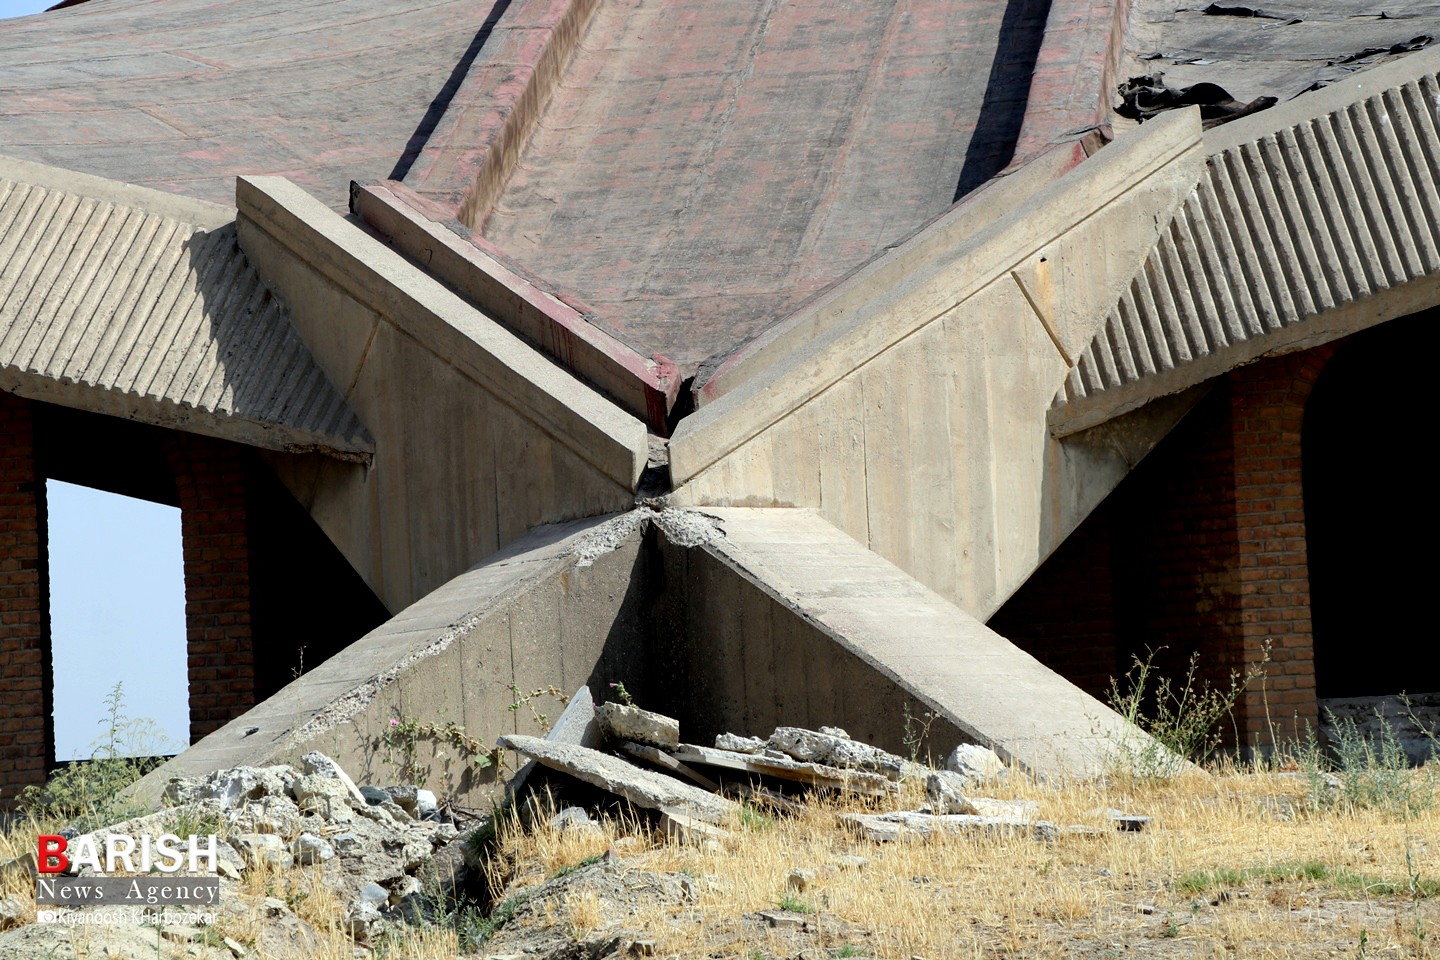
[351,180,679,432]
[659,507,1158,780]
[670,110,1207,620]
[129,513,650,809]
[235,175,648,609]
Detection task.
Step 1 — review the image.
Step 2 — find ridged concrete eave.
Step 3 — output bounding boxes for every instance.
[1051,49,1440,436]
[0,157,372,458]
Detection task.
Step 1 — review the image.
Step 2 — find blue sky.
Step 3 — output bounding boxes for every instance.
[0,0,49,17]
[47,482,188,759]
[2,0,191,760]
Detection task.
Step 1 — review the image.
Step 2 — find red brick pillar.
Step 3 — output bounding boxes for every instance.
[1228,347,1332,745]
[168,436,255,743]
[0,392,49,801]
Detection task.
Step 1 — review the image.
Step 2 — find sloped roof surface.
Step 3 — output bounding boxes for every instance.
[480,0,1052,372]
[0,0,488,208]
[0,158,372,456]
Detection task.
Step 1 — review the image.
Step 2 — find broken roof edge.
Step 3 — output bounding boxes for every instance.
[351,179,680,434]
[671,108,1203,486]
[0,153,233,232]
[1202,43,1440,154]
[236,175,650,491]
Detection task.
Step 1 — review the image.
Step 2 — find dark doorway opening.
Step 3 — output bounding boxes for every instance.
[1304,310,1438,699]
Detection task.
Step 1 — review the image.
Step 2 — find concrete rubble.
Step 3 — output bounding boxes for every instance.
[0,751,482,957]
[0,707,1151,958]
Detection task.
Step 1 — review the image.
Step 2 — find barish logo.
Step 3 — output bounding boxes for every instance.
[37,833,218,874]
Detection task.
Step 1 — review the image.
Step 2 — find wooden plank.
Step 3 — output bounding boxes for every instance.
[669,744,895,797]
[619,741,720,791]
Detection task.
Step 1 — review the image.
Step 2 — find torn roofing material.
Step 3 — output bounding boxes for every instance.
[1123,0,1440,108]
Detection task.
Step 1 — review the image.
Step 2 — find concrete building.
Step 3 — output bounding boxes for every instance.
[1,0,1436,802]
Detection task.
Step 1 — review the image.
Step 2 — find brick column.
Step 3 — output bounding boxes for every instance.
[0,392,49,801]
[167,436,255,743]
[1228,347,1332,744]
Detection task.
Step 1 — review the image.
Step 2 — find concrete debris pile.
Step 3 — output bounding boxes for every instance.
[500,698,1141,844]
[4,750,477,951]
[159,751,469,943]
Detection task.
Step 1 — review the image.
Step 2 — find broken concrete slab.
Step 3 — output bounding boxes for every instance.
[669,743,897,797]
[498,735,740,826]
[597,703,680,750]
[768,726,917,780]
[842,811,1059,843]
[944,743,1008,786]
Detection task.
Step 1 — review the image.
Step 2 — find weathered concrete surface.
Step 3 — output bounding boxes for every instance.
[482,0,1054,373]
[1056,48,1440,435]
[0,0,488,209]
[670,109,1206,620]
[655,507,1158,780]
[498,735,740,825]
[402,0,603,217]
[130,513,651,810]
[352,180,679,432]
[0,155,369,459]
[235,175,647,611]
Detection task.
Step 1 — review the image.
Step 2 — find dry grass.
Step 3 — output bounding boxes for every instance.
[490,767,1440,959]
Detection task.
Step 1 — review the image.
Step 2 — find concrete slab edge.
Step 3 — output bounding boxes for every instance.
[352,180,680,432]
[0,152,234,231]
[684,514,1111,780]
[235,174,649,490]
[0,368,373,460]
[670,108,1204,485]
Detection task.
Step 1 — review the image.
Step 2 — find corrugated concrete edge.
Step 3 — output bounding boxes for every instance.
[1053,48,1440,435]
[0,156,372,459]
[236,175,649,490]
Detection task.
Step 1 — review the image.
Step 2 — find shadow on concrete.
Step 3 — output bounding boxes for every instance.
[390,0,514,184]
[953,0,1055,202]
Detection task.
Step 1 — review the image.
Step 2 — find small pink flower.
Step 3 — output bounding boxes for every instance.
[389,718,400,727]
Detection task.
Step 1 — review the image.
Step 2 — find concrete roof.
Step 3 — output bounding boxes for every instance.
[1052,47,1440,435]
[0,155,372,457]
[0,0,487,208]
[476,0,1054,373]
